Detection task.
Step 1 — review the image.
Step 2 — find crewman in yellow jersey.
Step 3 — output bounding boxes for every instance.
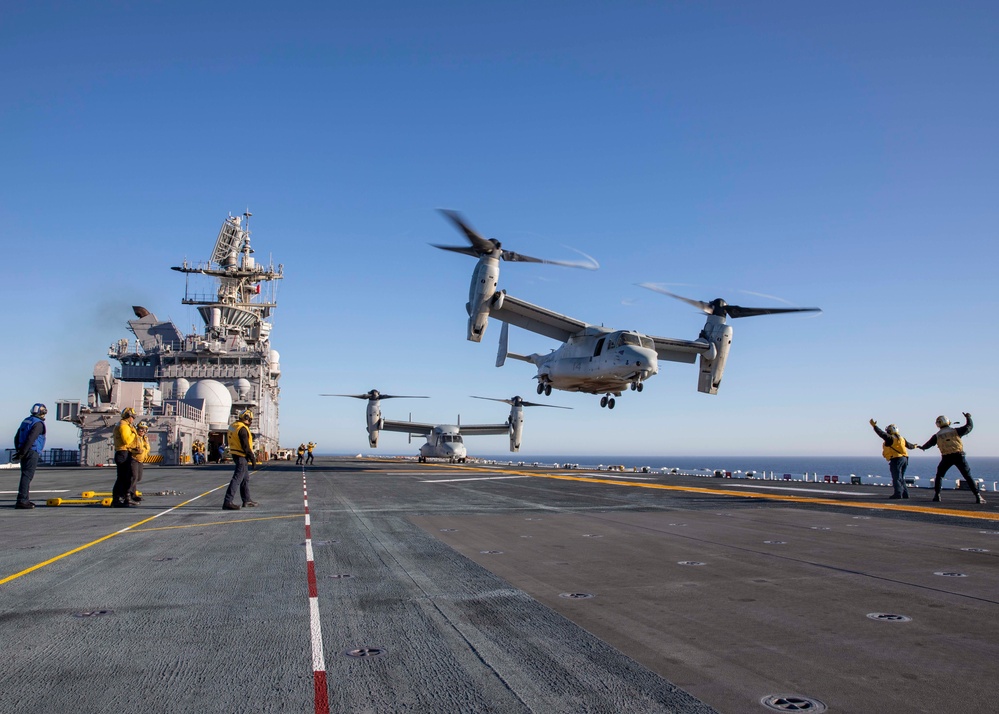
[306,441,316,465]
[869,419,918,500]
[918,413,985,503]
[112,407,139,507]
[222,410,258,510]
[296,443,306,465]
[129,420,151,502]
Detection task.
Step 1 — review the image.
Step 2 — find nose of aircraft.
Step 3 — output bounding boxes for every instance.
[624,345,659,378]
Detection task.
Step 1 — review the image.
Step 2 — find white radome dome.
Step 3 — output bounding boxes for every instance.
[184,379,233,430]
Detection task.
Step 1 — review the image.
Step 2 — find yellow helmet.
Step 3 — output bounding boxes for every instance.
[240,409,254,422]
[122,407,137,419]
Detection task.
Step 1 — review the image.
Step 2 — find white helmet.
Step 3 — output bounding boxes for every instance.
[935,415,950,428]
[886,424,898,435]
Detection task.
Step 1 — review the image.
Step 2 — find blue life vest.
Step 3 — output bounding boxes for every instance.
[17,416,46,454]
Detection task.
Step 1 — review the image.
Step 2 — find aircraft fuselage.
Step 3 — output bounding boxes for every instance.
[535,328,658,395]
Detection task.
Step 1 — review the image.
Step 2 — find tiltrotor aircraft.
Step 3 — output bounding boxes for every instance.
[321,389,569,462]
[434,211,821,408]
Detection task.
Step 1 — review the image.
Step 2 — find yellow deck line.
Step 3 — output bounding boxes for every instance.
[0,485,226,585]
[129,514,301,532]
[393,460,999,523]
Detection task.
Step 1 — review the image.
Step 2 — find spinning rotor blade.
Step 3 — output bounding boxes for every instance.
[471,395,571,409]
[320,390,429,401]
[435,209,598,270]
[638,283,821,319]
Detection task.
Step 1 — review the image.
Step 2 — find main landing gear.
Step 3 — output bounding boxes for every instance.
[599,395,616,409]
[535,381,552,396]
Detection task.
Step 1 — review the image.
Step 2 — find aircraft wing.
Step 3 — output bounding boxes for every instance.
[649,335,710,364]
[380,420,437,436]
[489,293,587,342]
[458,423,511,436]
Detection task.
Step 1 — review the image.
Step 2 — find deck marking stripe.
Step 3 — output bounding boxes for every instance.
[0,484,227,585]
[412,462,999,522]
[422,475,531,483]
[302,469,329,714]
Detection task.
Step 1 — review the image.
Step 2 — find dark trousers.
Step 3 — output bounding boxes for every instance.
[934,452,979,494]
[223,456,251,506]
[129,459,144,496]
[112,450,133,503]
[888,456,909,497]
[306,453,314,464]
[17,450,40,504]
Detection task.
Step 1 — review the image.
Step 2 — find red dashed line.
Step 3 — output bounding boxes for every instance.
[303,470,330,714]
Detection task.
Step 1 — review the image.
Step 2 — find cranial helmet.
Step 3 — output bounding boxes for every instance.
[122,407,137,419]
[137,420,149,430]
[886,424,898,435]
[935,415,951,428]
[30,403,47,418]
[240,409,254,422]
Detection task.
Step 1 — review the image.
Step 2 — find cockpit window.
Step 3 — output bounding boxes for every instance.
[620,333,641,347]
[640,336,654,350]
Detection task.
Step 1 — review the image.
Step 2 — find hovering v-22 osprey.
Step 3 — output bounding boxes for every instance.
[322,389,569,462]
[434,210,821,409]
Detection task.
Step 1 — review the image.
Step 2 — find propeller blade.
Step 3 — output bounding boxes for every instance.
[725,305,822,319]
[470,396,571,409]
[438,209,599,269]
[319,391,428,401]
[637,284,713,313]
[638,283,821,319]
[430,244,481,259]
[438,209,496,254]
[520,400,572,409]
[502,249,598,270]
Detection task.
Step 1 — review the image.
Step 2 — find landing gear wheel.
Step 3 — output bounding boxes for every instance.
[636,383,644,392]
[600,396,608,408]
[536,382,544,394]
[544,383,552,396]
[608,398,616,409]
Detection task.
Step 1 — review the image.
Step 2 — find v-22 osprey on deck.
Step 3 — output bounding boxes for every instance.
[321,389,569,463]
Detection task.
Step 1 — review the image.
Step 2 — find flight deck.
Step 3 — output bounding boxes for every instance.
[3,458,997,713]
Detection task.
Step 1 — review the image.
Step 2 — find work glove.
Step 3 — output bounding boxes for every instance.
[11,452,21,463]
[869,419,876,427]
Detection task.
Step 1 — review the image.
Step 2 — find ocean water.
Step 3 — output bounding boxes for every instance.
[469,454,999,491]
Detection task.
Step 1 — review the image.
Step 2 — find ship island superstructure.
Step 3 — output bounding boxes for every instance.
[58,212,283,465]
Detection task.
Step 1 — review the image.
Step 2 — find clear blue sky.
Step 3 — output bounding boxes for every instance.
[3,1,997,457]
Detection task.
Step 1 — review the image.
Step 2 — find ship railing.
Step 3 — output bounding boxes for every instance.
[6,448,80,466]
[160,400,206,422]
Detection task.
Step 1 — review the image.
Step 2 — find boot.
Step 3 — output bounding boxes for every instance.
[932,492,941,502]
[976,493,987,504]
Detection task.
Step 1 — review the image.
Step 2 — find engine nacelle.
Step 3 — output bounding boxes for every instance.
[508,404,524,452]
[697,318,733,395]
[466,256,500,342]
[365,401,383,448]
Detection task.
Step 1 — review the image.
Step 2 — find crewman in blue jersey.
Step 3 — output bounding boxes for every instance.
[12,403,47,509]
[870,419,918,500]
[918,413,985,504]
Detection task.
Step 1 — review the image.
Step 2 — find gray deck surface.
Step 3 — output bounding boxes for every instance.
[2,458,997,713]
